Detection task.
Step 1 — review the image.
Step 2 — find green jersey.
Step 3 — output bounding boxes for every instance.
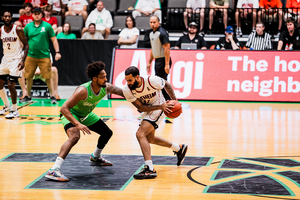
[24,20,55,58]
[56,32,77,39]
[70,81,107,118]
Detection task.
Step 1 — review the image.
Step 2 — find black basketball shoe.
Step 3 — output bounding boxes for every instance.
[133,165,157,179]
[174,144,188,166]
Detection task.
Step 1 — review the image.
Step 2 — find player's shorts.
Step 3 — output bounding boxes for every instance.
[61,112,100,129]
[0,57,22,78]
[25,56,51,79]
[140,109,165,129]
[154,57,172,80]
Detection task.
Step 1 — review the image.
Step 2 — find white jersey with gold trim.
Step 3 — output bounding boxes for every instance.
[123,76,166,105]
[1,24,23,61]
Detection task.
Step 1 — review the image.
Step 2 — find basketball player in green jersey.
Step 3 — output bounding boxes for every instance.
[45,61,124,182]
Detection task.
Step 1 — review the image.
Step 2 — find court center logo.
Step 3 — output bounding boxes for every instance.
[188,157,300,197]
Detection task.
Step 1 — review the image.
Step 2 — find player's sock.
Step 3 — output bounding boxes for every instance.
[171,143,180,152]
[12,104,17,111]
[145,160,154,171]
[52,157,64,169]
[92,147,103,158]
[0,89,10,106]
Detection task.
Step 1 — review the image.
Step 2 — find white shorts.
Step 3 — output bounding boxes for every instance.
[140,109,165,129]
[0,57,22,77]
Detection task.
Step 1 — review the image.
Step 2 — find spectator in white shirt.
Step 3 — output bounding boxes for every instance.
[81,23,104,39]
[65,0,88,22]
[82,1,113,39]
[183,0,206,33]
[118,15,140,48]
[235,0,258,36]
[48,0,68,16]
[132,0,162,22]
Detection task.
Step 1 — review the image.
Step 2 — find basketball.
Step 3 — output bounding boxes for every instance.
[164,100,182,118]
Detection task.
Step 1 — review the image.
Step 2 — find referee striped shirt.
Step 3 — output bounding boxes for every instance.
[245,31,272,50]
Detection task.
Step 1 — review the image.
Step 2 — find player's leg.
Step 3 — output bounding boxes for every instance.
[18,69,29,102]
[133,120,157,179]
[0,75,12,115]
[88,115,113,166]
[5,77,20,119]
[51,66,60,100]
[45,114,83,181]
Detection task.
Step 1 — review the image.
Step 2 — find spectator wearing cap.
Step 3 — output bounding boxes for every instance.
[245,21,272,50]
[23,7,61,104]
[175,22,207,49]
[215,26,240,50]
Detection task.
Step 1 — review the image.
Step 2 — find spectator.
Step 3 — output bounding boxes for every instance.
[215,26,240,49]
[235,0,258,36]
[258,0,283,35]
[82,1,113,39]
[132,0,162,22]
[65,0,88,22]
[23,7,61,103]
[42,5,59,34]
[208,0,229,34]
[285,0,300,28]
[19,3,34,28]
[48,0,68,17]
[175,22,207,49]
[118,15,140,48]
[277,18,300,50]
[57,22,77,39]
[81,23,104,39]
[183,0,206,34]
[245,21,272,50]
[19,0,48,16]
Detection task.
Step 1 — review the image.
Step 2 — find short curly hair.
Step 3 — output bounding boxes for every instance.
[86,61,106,79]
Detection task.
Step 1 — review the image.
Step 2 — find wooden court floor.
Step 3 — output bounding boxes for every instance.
[0,99,300,200]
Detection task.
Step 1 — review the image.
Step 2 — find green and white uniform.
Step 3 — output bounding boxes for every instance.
[61,81,107,127]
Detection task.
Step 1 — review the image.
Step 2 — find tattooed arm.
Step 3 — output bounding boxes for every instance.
[164,81,177,100]
[106,83,124,98]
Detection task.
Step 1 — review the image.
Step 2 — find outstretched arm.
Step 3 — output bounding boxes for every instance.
[164,81,177,100]
[16,28,29,70]
[106,83,124,97]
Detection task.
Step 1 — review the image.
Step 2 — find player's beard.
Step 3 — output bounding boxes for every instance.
[128,80,139,90]
[4,21,11,27]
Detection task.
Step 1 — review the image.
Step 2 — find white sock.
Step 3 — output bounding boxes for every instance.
[12,104,17,111]
[93,147,102,158]
[52,157,64,169]
[145,160,154,171]
[0,89,10,106]
[171,143,180,152]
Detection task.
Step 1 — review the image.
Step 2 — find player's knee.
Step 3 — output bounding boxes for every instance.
[70,134,80,144]
[136,131,145,140]
[106,129,113,139]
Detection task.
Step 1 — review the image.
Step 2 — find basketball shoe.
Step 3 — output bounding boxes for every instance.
[89,154,113,166]
[174,144,188,166]
[133,165,157,179]
[19,96,32,103]
[5,110,20,119]
[0,105,12,115]
[45,168,69,181]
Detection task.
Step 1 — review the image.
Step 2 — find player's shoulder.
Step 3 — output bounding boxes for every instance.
[148,75,165,85]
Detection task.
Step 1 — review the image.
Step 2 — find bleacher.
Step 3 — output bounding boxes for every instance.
[0,0,295,47]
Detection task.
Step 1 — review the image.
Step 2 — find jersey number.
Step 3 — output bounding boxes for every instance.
[7,43,11,50]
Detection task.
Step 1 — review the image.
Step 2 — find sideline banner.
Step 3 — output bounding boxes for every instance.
[111,49,300,102]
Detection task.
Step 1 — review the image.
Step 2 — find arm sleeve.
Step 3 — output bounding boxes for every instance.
[105,11,113,28]
[133,28,140,36]
[159,29,169,45]
[175,37,182,48]
[123,88,137,102]
[119,29,125,37]
[245,32,254,48]
[266,34,272,49]
[81,32,87,39]
[149,76,165,90]
[200,37,207,48]
[52,17,58,26]
[48,23,56,38]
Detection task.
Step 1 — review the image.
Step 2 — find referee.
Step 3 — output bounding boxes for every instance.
[147,15,171,100]
[245,22,272,50]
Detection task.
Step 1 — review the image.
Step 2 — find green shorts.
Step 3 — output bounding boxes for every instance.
[61,112,100,127]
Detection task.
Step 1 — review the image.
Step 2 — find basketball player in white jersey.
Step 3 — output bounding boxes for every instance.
[123,66,188,179]
[0,10,29,119]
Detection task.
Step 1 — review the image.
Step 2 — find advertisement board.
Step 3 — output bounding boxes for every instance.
[111,49,300,102]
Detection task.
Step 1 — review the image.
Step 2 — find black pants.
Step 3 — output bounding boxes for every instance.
[64,119,113,149]
[155,57,172,100]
